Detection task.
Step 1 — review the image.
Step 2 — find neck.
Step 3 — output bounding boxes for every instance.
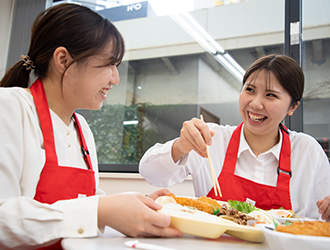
[243,126,280,156]
[42,77,74,126]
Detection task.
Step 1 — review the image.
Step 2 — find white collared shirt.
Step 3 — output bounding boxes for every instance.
[0,87,105,249]
[236,125,282,186]
[139,123,330,219]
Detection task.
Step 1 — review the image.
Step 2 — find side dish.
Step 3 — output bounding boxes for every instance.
[163,195,274,226]
[276,221,330,237]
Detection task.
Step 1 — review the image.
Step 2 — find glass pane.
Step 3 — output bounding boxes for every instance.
[302,0,330,160]
[58,0,285,170]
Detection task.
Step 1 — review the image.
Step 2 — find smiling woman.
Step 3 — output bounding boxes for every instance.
[239,56,303,155]
[139,54,330,223]
[0,3,181,249]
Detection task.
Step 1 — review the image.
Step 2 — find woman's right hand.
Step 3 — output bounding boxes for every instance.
[172,118,215,162]
[97,192,182,238]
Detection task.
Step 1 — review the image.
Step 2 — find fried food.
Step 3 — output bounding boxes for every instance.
[197,196,223,211]
[170,195,220,214]
[169,195,278,226]
[276,221,330,237]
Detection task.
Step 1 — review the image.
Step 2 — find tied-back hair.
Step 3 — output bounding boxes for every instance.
[0,3,125,88]
[243,54,304,106]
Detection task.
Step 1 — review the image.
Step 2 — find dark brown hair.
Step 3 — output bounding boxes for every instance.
[243,54,304,106]
[0,3,125,88]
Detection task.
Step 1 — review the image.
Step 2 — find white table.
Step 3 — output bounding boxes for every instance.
[62,227,270,250]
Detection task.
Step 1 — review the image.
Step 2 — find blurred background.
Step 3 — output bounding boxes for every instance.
[1,0,329,173]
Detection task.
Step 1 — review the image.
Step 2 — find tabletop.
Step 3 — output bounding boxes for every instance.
[61,227,270,250]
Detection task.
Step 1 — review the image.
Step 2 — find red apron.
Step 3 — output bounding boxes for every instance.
[30,79,96,249]
[207,122,292,210]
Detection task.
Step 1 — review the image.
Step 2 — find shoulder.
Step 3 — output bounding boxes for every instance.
[0,87,34,114]
[289,130,320,146]
[289,130,326,157]
[0,86,26,99]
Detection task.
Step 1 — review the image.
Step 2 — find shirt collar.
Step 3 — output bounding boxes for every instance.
[237,123,282,160]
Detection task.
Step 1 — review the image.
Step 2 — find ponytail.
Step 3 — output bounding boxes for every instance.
[0,59,31,88]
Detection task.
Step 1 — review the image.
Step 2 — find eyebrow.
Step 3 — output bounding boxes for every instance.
[264,88,282,94]
[246,83,283,95]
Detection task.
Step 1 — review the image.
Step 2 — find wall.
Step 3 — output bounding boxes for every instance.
[99,173,195,196]
[0,0,13,78]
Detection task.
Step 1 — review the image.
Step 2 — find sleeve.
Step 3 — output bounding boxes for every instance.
[306,142,330,219]
[139,138,191,187]
[290,132,330,219]
[0,196,100,249]
[0,90,100,249]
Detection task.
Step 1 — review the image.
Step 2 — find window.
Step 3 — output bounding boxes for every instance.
[302,0,330,160]
[54,0,328,172]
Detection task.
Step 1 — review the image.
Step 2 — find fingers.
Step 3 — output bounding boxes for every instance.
[146,224,183,238]
[135,212,182,238]
[148,189,173,200]
[127,197,182,238]
[138,193,163,211]
[180,118,214,157]
[317,196,330,221]
[98,193,182,238]
[135,195,182,237]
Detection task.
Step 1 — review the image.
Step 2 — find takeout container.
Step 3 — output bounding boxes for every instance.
[156,197,266,243]
[259,224,330,250]
[169,213,265,242]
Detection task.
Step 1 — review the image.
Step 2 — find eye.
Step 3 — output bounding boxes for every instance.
[266,92,278,98]
[245,86,254,93]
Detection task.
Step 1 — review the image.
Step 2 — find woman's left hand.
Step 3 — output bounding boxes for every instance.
[317,195,330,221]
[148,189,174,200]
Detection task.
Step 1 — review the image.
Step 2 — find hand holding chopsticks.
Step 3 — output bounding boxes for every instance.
[200,115,222,197]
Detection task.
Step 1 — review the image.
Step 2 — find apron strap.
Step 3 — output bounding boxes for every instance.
[277,124,292,190]
[73,113,93,171]
[30,79,58,164]
[221,122,243,175]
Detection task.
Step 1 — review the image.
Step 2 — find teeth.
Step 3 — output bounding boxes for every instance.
[100,89,108,96]
[249,113,266,122]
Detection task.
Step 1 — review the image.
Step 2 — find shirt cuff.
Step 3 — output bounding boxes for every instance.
[157,139,189,171]
[62,196,100,238]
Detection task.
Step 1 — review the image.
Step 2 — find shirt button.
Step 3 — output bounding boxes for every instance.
[66,132,69,135]
[77,228,84,234]
[68,144,71,147]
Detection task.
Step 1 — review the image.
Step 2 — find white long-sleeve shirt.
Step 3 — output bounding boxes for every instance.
[0,87,105,249]
[139,123,330,219]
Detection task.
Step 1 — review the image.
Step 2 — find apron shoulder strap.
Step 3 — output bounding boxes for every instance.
[73,113,93,171]
[30,79,58,164]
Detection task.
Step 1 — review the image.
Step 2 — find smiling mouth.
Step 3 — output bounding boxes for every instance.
[249,112,267,122]
[100,89,108,96]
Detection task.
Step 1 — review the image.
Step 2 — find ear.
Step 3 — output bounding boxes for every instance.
[287,101,300,116]
[53,47,72,74]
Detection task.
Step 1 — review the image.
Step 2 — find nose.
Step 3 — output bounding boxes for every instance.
[110,66,120,86]
[249,95,264,110]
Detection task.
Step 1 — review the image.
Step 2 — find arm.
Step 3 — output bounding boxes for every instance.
[139,118,214,187]
[304,135,330,220]
[0,90,101,248]
[172,118,215,162]
[312,144,330,221]
[98,193,182,238]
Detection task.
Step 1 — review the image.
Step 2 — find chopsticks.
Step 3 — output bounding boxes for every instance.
[200,115,222,197]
